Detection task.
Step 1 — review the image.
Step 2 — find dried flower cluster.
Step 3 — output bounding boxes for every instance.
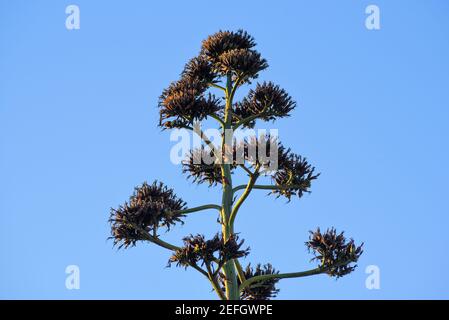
[217,49,267,82]
[272,146,320,200]
[201,30,256,61]
[181,135,278,185]
[158,30,273,129]
[218,263,279,300]
[182,146,234,186]
[109,181,186,248]
[182,135,319,201]
[240,263,280,300]
[168,234,249,270]
[201,30,267,83]
[235,134,279,170]
[306,228,364,278]
[234,82,296,128]
[182,56,217,87]
[158,79,222,129]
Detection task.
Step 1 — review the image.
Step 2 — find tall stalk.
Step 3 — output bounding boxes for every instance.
[109,30,364,301]
[220,73,239,300]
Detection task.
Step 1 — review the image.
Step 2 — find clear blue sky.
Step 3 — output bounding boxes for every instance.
[1,0,448,299]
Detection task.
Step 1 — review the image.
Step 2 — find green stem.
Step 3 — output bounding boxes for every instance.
[239,259,355,292]
[220,72,239,300]
[182,121,218,152]
[232,184,306,193]
[189,263,210,278]
[229,167,259,229]
[194,127,218,151]
[210,114,225,127]
[239,267,325,292]
[206,264,226,300]
[149,235,180,251]
[233,101,270,130]
[130,223,180,251]
[208,82,226,91]
[239,164,253,176]
[229,75,242,102]
[131,223,214,280]
[177,204,222,215]
[234,259,246,284]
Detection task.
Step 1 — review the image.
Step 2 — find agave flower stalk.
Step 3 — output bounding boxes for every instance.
[109,30,363,300]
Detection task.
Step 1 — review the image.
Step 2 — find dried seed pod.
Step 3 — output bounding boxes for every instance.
[182,145,242,185]
[201,30,256,62]
[234,82,296,127]
[158,78,222,129]
[200,30,267,82]
[216,48,268,81]
[168,234,249,269]
[182,56,217,87]
[271,147,320,201]
[241,263,280,300]
[306,227,364,278]
[182,146,223,186]
[218,263,280,300]
[234,134,280,171]
[109,181,186,249]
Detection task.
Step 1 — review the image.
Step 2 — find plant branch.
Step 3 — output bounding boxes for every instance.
[239,267,325,292]
[233,99,271,130]
[233,184,305,193]
[208,82,226,91]
[130,223,181,251]
[210,114,225,127]
[194,127,217,151]
[129,223,215,280]
[180,117,218,152]
[177,204,222,215]
[190,263,210,278]
[229,75,242,102]
[229,166,260,228]
[239,260,354,292]
[233,113,243,121]
[206,263,226,300]
[239,164,254,176]
[234,259,246,284]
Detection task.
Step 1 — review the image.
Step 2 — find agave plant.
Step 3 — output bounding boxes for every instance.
[109,30,363,300]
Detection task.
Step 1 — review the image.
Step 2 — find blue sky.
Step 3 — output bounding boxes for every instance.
[1,0,448,299]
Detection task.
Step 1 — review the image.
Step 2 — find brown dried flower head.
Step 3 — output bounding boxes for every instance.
[182,146,234,186]
[217,49,268,81]
[168,234,249,269]
[233,134,280,171]
[234,82,296,128]
[158,79,222,129]
[240,263,280,300]
[306,227,364,278]
[181,56,217,88]
[201,30,256,61]
[271,147,320,200]
[201,30,267,82]
[109,181,186,249]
